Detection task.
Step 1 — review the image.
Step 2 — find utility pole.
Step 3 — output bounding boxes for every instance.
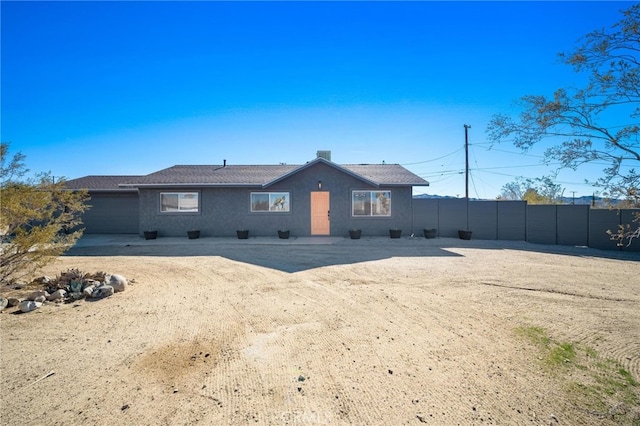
[464,125,471,200]
[464,125,471,231]
[571,191,577,205]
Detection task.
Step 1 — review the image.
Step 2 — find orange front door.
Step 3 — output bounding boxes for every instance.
[310,191,330,235]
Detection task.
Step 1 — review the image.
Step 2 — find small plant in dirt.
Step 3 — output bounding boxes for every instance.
[41,268,107,293]
[515,325,640,424]
[55,269,89,287]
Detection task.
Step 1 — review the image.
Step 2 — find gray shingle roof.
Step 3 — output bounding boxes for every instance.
[130,164,299,186]
[66,158,429,190]
[342,164,430,186]
[64,175,143,191]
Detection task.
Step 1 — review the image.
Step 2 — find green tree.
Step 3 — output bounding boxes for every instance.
[488,4,639,244]
[498,180,525,201]
[498,176,564,204]
[0,143,90,284]
[522,188,546,204]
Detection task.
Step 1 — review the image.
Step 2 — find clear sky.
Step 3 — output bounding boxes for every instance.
[1,1,632,198]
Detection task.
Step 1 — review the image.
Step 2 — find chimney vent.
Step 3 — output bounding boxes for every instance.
[316,150,331,161]
[223,159,227,167]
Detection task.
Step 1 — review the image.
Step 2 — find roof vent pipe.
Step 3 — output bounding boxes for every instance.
[223,159,227,167]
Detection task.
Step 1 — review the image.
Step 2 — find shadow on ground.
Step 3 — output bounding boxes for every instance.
[63,236,462,273]
[63,235,640,273]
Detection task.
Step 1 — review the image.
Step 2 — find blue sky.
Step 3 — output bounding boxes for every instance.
[1,1,631,198]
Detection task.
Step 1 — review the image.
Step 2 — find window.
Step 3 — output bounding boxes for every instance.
[160,192,199,212]
[352,190,391,216]
[251,192,290,212]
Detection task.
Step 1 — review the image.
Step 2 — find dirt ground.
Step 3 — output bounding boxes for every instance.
[1,236,639,425]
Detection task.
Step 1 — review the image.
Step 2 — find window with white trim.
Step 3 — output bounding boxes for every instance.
[250,192,290,212]
[160,192,199,212]
[352,190,391,216]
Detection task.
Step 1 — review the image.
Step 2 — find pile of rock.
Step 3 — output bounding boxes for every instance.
[0,269,130,314]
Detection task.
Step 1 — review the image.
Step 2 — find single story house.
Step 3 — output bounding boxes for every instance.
[65,152,429,237]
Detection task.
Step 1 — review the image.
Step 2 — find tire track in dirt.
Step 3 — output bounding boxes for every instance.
[478,281,634,302]
[291,268,520,424]
[308,274,442,422]
[376,287,532,423]
[488,282,640,383]
[116,257,241,424]
[461,259,640,384]
[236,277,381,423]
[309,262,591,424]
[167,260,282,424]
[121,256,260,424]
[449,271,640,424]
[295,275,438,423]
[3,241,638,425]
[203,268,394,424]
[192,262,324,424]
[276,293,387,424]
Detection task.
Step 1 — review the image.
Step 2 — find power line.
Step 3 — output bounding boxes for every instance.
[474,168,598,187]
[474,163,561,170]
[401,148,463,165]
[427,175,463,185]
[402,130,638,197]
[470,169,480,199]
[481,147,546,158]
[470,172,502,195]
[419,163,558,176]
[465,144,636,168]
[418,169,464,177]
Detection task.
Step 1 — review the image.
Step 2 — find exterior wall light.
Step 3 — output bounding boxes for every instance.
[318,180,322,190]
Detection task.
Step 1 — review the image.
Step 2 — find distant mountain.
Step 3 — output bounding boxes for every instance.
[559,195,624,206]
[559,195,594,205]
[413,194,481,201]
[414,194,623,206]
